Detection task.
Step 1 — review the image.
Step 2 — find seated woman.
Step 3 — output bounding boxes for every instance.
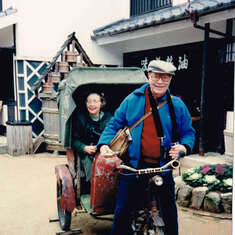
[72,92,112,193]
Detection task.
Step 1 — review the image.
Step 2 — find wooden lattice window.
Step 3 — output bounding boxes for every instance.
[130,0,172,17]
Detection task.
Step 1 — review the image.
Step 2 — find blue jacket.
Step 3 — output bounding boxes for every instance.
[98,83,195,168]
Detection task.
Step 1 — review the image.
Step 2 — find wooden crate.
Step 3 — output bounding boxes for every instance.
[40,95,65,152]
[6,120,33,156]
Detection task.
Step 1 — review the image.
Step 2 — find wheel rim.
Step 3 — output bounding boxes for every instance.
[57,181,71,231]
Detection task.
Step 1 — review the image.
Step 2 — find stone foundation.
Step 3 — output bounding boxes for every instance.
[175,176,232,214]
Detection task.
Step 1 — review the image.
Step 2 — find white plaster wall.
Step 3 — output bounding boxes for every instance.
[2,0,16,10]
[14,0,232,66]
[0,1,18,31]
[173,0,187,6]
[15,0,129,63]
[76,0,130,65]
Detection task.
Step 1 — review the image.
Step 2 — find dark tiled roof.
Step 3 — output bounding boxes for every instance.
[92,0,235,39]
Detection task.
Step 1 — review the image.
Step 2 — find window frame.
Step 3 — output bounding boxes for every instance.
[130,0,172,17]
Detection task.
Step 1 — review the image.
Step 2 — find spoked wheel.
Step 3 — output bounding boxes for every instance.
[155,227,165,235]
[131,209,165,235]
[57,181,72,231]
[131,210,149,235]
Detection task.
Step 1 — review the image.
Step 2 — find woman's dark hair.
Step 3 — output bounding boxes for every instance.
[86,92,106,108]
[99,92,106,107]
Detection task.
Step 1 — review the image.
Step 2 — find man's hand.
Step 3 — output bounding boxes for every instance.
[169,144,186,159]
[100,145,112,154]
[100,145,116,157]
[84,145,97,155]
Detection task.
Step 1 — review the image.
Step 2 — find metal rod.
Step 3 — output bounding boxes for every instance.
[226,19,234,63]
[199,23,210,156]
[117,157,180,174]
[194,23,227,37]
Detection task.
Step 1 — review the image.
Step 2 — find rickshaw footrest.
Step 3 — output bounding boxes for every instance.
[56,228,82,235]
[49,217,59,222]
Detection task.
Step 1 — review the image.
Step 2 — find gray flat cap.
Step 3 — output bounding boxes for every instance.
[147,60,176,75]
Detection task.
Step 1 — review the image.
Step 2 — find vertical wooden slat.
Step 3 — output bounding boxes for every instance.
[147,0,151,12]
[7,121,33,156]
[130,0,133,16]
[130,0,172,17]
[136,0,140,15]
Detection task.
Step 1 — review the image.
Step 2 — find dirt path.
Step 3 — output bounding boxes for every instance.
[0,153,232,235]
[0,153,67,235]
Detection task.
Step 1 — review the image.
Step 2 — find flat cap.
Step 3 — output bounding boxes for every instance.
[147,60,176,75]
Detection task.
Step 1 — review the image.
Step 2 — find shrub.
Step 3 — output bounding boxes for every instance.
[182,164,233,192]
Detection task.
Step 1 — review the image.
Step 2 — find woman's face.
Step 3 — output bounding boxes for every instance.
[86,93,102,116]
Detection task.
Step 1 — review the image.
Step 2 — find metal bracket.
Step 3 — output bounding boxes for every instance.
[193,23,227,38]
[185,6,229,38]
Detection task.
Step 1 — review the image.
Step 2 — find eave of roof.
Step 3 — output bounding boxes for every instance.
[92,0,235,40]
[0,7,18,30]
[0,7,17,18]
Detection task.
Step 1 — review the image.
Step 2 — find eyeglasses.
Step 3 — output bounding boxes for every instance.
[86,100,101,105]
[149,73,172,82]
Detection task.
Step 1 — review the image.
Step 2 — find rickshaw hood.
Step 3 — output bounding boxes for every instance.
[57,67,147,147]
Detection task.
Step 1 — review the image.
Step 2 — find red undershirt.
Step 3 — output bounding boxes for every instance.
[141,89,161,164]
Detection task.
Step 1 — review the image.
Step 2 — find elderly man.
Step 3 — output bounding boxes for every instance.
[98,60,195,235]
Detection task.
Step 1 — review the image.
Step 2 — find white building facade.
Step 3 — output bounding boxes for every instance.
[0,0,234,154]
[0,0,129,137]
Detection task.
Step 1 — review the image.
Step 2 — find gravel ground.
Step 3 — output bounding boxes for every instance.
[0,153,232,235]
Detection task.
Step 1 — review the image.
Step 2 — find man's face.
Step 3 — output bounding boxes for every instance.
[148,72,172,98]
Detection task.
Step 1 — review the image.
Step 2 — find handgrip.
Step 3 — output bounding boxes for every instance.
[176,151,186,161]
[170,151,185,169]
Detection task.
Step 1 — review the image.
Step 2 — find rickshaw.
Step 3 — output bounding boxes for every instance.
[55,66,184,234]
[55,66,148,231]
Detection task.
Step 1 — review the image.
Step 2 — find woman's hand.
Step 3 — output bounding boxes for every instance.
[84,145,97,155]
[169,144,186,159]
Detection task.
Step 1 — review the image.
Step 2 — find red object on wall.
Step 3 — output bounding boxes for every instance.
[90,153,121,214]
